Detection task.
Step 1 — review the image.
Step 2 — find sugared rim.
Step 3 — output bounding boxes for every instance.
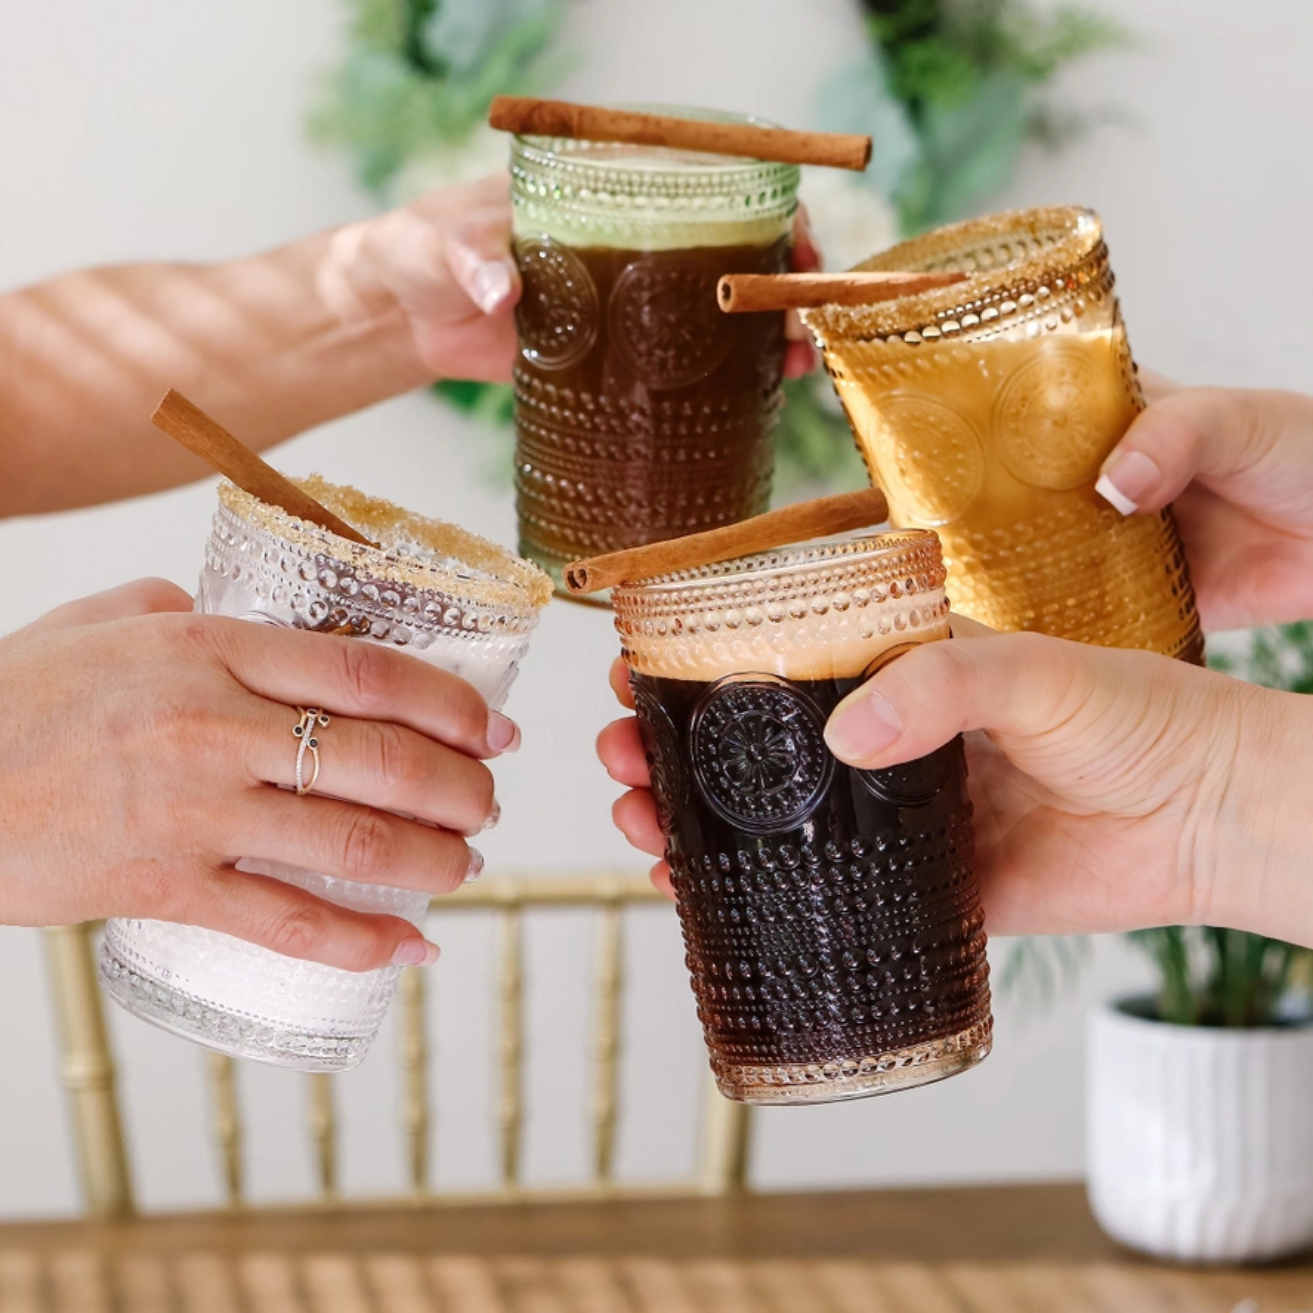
[804,205,1104,341]
[614,529,940,596]
[218,477,553,613]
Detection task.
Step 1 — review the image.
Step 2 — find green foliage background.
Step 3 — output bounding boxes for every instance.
[313,0,1126,491]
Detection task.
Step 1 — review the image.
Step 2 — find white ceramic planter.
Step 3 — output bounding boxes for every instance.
[1087,996,1313,1264]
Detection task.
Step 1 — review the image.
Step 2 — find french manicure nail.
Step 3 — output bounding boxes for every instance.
[470,261,513,314]
[1096,449,1160,516]
[464,847,485,883]
[392,938,440,967]
[482,799,501,832]
[487,711,521,754]
[824,690,903,764]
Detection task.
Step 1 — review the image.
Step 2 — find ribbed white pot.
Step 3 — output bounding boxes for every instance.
[1087,997,1313,1264]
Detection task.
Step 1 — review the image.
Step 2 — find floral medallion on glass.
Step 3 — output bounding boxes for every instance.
[689,674,833,835]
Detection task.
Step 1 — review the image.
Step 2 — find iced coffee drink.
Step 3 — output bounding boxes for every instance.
[510,110,800,596]
[611,531,992,1104]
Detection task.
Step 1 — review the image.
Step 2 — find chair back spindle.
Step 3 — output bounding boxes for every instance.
[44,874,752,1216]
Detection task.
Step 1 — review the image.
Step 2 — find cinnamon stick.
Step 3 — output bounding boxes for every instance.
[565,489,890,595]
[718,270,969,313]
[489,96,871,172]
[150,390,377,548]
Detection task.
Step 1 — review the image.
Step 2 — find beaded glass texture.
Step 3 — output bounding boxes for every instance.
[612,532,992,1104]
[509,110,800,598]
[803,206,1203,663]
[100,479,550,1072]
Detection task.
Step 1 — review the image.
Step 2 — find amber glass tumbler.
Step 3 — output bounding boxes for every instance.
[803,207,1202,662]
[611,531,991,1105]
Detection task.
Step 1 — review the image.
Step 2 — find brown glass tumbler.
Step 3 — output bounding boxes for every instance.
[509,112,800,600]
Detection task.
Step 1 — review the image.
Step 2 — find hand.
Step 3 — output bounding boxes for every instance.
[597,633,1313,947]
[327,177,825,388]
[783,203,822,379]
[596,658,675,898]
[0,580,517,971]
[319,173,522,385]
[1095,380,1313,631]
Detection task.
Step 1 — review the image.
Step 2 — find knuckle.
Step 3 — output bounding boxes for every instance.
[338,809,401,882]
[125,577,192,616]
[333,917,397,973]
[368,722,420,794]
[436,674,487,746]
[265,900,334,962]
[336,640,397,712]
[129,860,192,925]
[464,763,496,825]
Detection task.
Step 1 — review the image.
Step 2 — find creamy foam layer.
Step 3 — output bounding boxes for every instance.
[612,532,950,682]
[626,615,950,683]
[511,137,797,251]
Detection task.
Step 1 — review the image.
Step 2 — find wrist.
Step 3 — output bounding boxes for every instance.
[1202,680,1313,946]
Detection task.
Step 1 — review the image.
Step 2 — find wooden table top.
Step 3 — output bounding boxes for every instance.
[0,1183,1309,1312]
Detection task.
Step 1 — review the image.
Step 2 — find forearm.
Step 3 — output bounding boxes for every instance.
[0,227,429,516]
[1204,680,1313,949]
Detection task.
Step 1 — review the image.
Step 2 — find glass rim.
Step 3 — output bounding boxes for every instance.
[613,529,941,598]
[804,205,1106,343]
[513,103,800,179]
[217,477,553,615]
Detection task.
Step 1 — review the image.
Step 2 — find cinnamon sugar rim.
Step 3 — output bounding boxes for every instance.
[218,477,553,613]
[803,205,1105,342]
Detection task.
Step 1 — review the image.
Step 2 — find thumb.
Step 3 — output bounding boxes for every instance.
[825,631,1089,768]
[1095,386,1313,515]
[445,207,521,316]
[823,630,1188,792]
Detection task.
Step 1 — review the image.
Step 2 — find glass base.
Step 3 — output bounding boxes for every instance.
[99,943,374,1072]
[713,1017,993,1106]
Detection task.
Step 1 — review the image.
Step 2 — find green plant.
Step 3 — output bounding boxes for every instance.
[861,0,1131,232]
[1127,927,1309,1029]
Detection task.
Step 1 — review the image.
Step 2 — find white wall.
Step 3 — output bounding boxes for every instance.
[0,0,1305,1218]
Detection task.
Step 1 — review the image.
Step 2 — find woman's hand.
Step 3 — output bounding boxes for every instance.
[321,173,522,386]
[597,634,1313,948]
[328,179,823,386]
[1096,381,1313,631]
[0,580,517,971]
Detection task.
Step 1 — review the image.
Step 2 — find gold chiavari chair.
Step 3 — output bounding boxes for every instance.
[42,873,752,1220]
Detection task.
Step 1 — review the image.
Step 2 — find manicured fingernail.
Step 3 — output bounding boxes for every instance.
[392,938,440,967]
[481,799,501,832]
[464,847,485,883]
[487,711,521,754]
[825,690,903,764]
[1096,449,1160,515]
[470,261,513,314]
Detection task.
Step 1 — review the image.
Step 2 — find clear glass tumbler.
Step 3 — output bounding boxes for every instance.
[510,108,800,597]
[803,206,1203,663]
[611,531,992,1104]
[99,477,551,1071]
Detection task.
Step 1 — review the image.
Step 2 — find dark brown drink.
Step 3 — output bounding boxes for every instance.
[610,531,993,1105]
[509,120,801,597]
[514,238,788,587]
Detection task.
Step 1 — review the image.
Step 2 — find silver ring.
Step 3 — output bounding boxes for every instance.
[293,707,330,796]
